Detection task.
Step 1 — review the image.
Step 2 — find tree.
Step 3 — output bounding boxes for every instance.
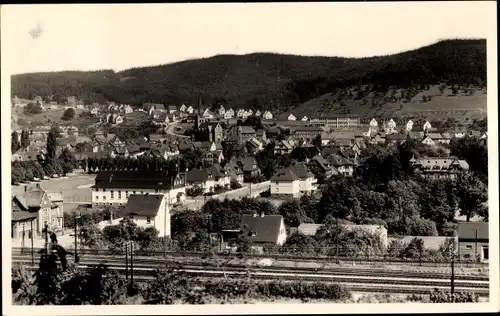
[399,237,424,259]
[46,129,58,160]
[61,108,76,121]
[450,137,488,183]
[280,233,319,256]
[278,199,314,228]
[24,102,43,114]
[317,178,362,222]
[455,173,488,221]
[58,148,77,174]
[12,162,26,184]
[21,130,31,149]
[12,131,21,152]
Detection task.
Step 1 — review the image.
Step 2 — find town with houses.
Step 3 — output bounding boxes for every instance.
[11,95,488,259]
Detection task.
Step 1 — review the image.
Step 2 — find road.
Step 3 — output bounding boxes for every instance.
[165,121,189,138]
[12,254,489,297]
[183,181,271,210]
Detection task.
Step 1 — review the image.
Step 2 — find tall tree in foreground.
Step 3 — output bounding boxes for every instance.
[12,131,21,152]
[455,173,488,221]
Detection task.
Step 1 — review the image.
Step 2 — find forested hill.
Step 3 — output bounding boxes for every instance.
[11,39,486,111]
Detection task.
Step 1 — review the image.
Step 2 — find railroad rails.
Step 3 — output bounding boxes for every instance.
[12,253,490,298]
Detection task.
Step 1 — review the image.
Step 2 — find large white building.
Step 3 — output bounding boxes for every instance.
[99,194,171,237]
[91,171,186,207]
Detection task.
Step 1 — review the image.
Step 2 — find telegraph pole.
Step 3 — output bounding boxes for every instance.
[336,217,340,264]
[125,241,129,281]
[449,240,455,302]
[44,222,49,259]
[74,215,81,263]
[21,222,25,254]
[30,220,34,265]
[130,242,134,290]
[207,214,212,253]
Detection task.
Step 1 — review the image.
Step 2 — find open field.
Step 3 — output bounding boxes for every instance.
[289,86,487,120]
[12,107,100,131]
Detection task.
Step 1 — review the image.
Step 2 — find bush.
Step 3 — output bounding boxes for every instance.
[430,289,478,303]
[62,108,76,120]
[230,179,242,189]
[186,186,204,197]
[24,102,43,115]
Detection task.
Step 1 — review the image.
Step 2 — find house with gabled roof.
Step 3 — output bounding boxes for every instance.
[179,104,187,112]
[290,162,317,194]
[167,105,177,114]
[255,110,261,117]
[240,214,287,246]
[270,167,301,198]
[11,185,64,235]
[327,154,355,176]
[274,139,294,155]
[106,194,171,237]
[224,108,234,119]
[410,156,469,180]
[218,105,226,116]
[246,137,263,154]
[186,105,194,114]
[263,111,273,120]
[305,156,335,182]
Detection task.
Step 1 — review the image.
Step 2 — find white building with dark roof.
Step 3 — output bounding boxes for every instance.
[100,194,171,237]
[91,171,186,207]
[270,168,301,198]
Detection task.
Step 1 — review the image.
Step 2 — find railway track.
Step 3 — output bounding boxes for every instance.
[17,263,490,297]
[13,256,490,298]
[12,247,487,269]
[12,253,489,282]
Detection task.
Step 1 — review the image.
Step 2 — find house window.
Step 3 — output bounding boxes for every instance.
[96,196,99,200]
[110,190,114,199]
[466,245,472,249]
[147,217,151,224]
[483,247,489,260]
[103,189,106,192]
[103,196,106,200]
[118,191,122,199]
[133,191,136,194]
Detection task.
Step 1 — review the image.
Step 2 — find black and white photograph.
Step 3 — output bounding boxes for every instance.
[1,2,498,314]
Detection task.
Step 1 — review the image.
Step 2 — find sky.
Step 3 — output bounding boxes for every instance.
[1,2,496,75]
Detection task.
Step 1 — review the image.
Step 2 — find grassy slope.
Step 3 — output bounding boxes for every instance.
[11,39,486,117]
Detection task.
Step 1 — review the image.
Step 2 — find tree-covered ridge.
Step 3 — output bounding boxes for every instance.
[11,39,486,110]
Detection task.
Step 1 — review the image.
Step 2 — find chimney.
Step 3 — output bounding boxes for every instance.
[260,212,265,217]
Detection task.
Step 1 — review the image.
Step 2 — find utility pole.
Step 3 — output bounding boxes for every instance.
[30,220,34,265]
[74,215,81,263]
[125,242,129,281]
[130,241,134,290]
[475,229,478,262]
[21,222,25,254]
[44,222,49,259]
[336,217,340,264]
[207,214,212,253]
[450,240,455,302]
